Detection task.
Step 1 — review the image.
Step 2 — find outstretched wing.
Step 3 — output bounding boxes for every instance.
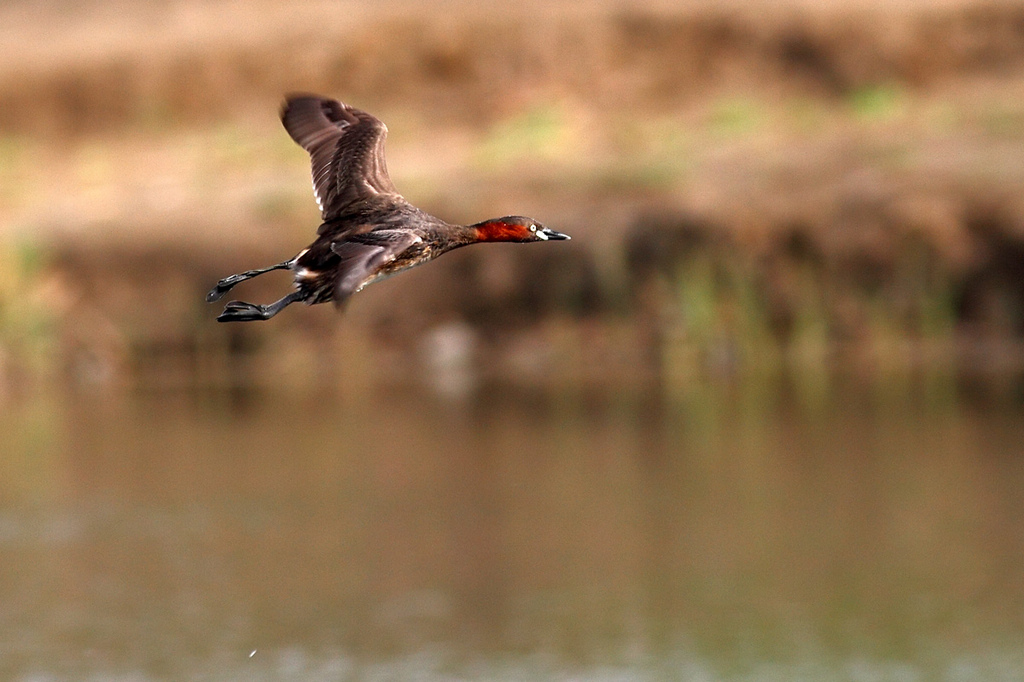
[330,230,421,304]
[281,95,399,220]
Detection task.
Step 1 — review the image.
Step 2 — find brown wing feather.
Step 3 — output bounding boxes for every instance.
[330,230,421,304]
[280,95,399,220]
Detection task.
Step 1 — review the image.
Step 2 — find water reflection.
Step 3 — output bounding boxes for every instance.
[1,381,1023,680]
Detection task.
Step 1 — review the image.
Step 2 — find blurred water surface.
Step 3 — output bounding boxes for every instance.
[1,378,1023,682]
[4,1,1024,677]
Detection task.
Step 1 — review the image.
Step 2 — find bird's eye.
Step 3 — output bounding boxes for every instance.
[530,224,537,232]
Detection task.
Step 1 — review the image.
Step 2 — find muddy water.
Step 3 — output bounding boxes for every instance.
[1,382,1023,681]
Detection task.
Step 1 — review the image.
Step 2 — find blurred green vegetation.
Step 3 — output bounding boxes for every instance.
[708,99,765,137]
[0,239,58,378]
[847,84,907,122]
[653,242,963,414]
[475,104,572,169]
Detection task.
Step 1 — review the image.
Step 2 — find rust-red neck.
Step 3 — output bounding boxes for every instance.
[473,219,528,243]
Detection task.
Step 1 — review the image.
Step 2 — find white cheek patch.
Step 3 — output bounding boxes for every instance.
[536,229,549,240]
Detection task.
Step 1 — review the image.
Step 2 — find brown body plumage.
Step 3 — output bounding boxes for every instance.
[208,95,569,322]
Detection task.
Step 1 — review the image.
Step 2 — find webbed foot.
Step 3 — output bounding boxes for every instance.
[207,274,249,303]
[216,300,269,323]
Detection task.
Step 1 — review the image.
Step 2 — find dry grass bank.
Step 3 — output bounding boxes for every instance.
[5,0,1024,135]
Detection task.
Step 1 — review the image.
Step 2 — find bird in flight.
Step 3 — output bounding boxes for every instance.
[208,94,569,322]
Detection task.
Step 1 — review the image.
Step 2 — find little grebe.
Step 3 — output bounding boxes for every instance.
[208,94,569,322]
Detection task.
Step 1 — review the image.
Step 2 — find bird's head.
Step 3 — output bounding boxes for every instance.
[473,216,570,243]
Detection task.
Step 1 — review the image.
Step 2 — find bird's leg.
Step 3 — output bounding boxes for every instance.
[207,259,295,302]
[216,291,306,323]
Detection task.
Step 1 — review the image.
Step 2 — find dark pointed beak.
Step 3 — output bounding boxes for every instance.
[540,227,570,241]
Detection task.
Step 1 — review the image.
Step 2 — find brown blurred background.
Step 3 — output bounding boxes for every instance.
[3,0,1024,397]
[3,1,1024,679]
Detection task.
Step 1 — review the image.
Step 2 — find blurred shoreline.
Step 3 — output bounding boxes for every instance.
[2,0,1024,394]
